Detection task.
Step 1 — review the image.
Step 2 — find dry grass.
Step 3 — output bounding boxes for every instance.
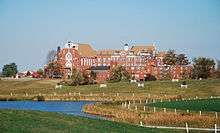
[83,103,220,128]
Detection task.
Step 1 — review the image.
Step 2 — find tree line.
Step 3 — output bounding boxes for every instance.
[163,50,219,79]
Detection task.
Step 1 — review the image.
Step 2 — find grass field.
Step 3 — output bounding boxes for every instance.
[0,79,220,98]
[0,109,181,133]
[148,98,220,112]
[0,79,220,132]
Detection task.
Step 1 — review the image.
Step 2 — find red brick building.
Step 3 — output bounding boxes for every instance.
[45,41,191,82]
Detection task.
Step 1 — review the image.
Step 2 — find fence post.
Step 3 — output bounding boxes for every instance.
[117,93,119,96]
[133,93,135,97]
[140,121,143,126]
[199,111,202,116]
[160,99,163,102]
[215,112,218,119]
[124,102,127,108]
[133,100,135,104]
[153,99,155,103]
[215,124,217,133]
[144,106,146,111]
[187,109,189,113]
[90,92,93,96]
[185,123,189,133]
[174,108,177,114]
[102,92,105,96]
[128,101,131,105]
[146,99,148,104]
[74,92,76,96]
[153,107,156,113]
[135,106,137,111]
[139,99,142,104]
[128,104,130,109]
[164,108,166,113]
[78,92,81,96]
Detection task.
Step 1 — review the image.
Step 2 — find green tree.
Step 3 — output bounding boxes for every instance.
[192,57,215,79]
[177,54,190,65]
[109,66,131,82]
[2,63,18,77]
[163,50,177,65]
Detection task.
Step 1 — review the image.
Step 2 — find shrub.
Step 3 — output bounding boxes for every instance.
[145,74,157,81]
[182,81,186,85]
[37,96,45,101]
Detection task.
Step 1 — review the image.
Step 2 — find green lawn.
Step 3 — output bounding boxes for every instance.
[0,109,181,133]
[0,78,220,98]
[148,98,220,112]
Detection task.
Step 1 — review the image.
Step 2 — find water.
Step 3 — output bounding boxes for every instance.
[0,101,100,119]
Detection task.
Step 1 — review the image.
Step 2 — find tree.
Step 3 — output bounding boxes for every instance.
[46,50,57,63]
[181,67,192,79]
[90,71,97,80]
[45,61,62,78]
[163,50,190,66]
[215,60,220,78]
[177,54,190,65]
[109,66,131,82]
[192,57,215,79]
[37,69,44,78]
[70,68,84,86]
[163,50,177,66]
[2,63,18,77]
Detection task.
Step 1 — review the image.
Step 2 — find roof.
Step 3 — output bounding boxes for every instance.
[96,49,117,55]
[78,44,96,57]
[130,45,155,54]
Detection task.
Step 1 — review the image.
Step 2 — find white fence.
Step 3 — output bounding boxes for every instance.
[140,123,219,133]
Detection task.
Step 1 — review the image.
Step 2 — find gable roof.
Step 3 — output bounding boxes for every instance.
[78,44,96,57]
[130,45,155,54]
[96,49,118,56]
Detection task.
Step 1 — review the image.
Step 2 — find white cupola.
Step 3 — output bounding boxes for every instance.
[124,44,129,51]
[65,41,79,50]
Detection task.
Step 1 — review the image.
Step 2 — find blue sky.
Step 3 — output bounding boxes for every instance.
[0,0,220,71]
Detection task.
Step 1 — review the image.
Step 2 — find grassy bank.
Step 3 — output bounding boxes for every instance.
[0,109,180,133]
[148,98,220,112]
